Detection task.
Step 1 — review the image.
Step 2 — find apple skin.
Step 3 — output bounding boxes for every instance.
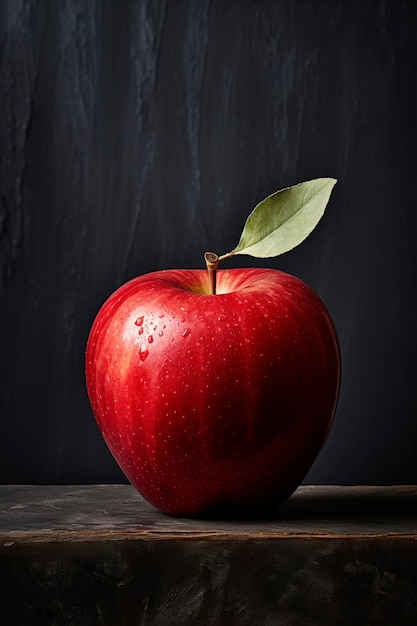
[86,268,340,517]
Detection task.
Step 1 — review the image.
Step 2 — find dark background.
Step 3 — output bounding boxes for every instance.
[1,0,416,487]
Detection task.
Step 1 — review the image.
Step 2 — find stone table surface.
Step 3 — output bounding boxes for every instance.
[1,485,416,626]
[0,483,416,537]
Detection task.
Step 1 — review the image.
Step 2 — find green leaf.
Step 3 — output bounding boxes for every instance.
[226,178,337,259]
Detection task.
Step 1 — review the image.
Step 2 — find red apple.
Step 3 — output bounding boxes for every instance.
[86,267,340,517]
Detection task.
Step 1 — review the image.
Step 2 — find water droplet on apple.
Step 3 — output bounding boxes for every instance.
[148,335,154,344]
[158,313,165,318]
[158,331,163,337]
[135,316,144,326]
[138,327,144,335]
[217,314,226,323]
[139,347,149,361]
[182,328,190,338]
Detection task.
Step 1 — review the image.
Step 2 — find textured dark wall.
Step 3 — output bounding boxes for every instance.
[1,0,416,486]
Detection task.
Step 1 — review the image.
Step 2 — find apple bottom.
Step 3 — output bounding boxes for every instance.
[105,428,330,518]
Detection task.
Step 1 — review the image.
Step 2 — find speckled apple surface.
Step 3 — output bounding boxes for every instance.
[86,268,340,516]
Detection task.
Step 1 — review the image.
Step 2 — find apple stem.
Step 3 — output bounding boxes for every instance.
[204,252,220,295]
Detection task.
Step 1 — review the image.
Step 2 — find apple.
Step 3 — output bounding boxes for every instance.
[86,266,340,516]
[86,178,340,516]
